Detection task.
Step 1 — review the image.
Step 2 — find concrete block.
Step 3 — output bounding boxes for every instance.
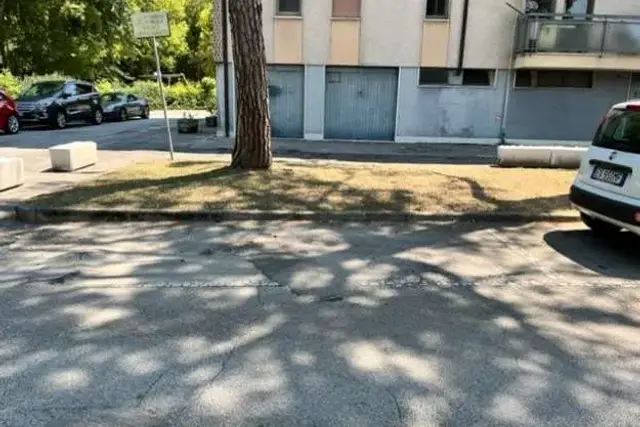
[49,141,97,172]
[0,157,24,191]
[550,147,587,169]
[498,146,587,169]
[498,146,553,167]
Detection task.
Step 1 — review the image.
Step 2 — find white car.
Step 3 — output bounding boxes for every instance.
[570,100,640,237]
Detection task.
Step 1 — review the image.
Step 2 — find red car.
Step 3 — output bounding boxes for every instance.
[0,89,20,134]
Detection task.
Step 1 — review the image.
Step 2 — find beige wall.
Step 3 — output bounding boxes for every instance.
[263,0,275,62]
[359,0,424,66]
[303,0,332,64]
[515,53,640,71]
[463,0,519,68]
[445,0,520,69]
[218,0,640,69]
[421,21,449,67]
[330,20,361,65]
[274,18,303,63]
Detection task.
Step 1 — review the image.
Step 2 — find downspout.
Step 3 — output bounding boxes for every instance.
[500,3,525,144]
[456,0,471,75]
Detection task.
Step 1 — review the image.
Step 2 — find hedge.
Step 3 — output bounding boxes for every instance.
[0,70,216,112]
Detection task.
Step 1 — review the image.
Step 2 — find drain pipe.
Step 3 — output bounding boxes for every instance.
[456,0,471,75]
[499,2,525,144]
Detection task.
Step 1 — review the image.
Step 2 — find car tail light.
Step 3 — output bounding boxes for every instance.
[626,104,640,111]
[635,211,640,223]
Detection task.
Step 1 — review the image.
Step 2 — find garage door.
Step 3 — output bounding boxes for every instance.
[324,67,398,141]
[268,65,304,138]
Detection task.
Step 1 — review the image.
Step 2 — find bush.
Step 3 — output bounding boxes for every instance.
[0,70,21,97]
[1,72,215,111]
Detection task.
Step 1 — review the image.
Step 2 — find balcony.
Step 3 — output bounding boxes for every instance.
[514,13,640,70]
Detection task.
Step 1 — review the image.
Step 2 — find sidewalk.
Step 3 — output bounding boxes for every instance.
[166,136,498,165]
[0,148,172,207]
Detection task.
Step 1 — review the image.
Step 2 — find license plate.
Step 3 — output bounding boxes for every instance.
[591,166,627,186]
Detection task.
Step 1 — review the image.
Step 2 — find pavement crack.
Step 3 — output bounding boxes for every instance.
[136,371,167,407]
[168,343,237,422]
[383,387,404,425]
[211,344,237,384]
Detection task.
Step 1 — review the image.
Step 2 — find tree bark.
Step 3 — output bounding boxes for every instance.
[228,0,272,170]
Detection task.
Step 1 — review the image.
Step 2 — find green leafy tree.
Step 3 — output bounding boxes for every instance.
[0,0,214,81]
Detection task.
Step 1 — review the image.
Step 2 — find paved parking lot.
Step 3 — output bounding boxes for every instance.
[0,113,498,164]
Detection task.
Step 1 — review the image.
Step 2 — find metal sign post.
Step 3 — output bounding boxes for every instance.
[152,36,174,160]
[132,11,174,160]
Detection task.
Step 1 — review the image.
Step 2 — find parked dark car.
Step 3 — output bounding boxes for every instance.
[101,92,150,121]
[16,80,103,129]
[0,89,20,134]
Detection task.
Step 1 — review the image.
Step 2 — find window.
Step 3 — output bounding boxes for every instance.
[593,109,640,155]
[515,70,594,88]
[426,0,448,18]
[333,0,361,18]
[419,68,494,86]
[76,83,93,95]
[63,83,78,97]
[277,0,301,15]
[462,69,493,86]
[419,68,449,85]
[127,94,138,102]
[515,70,532,87]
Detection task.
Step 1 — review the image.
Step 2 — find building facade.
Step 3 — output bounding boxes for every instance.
[213,0,640,144]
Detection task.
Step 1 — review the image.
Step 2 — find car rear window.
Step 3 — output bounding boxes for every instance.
[593,109,640,154]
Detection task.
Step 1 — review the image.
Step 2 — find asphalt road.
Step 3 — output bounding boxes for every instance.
[0,220,638,426]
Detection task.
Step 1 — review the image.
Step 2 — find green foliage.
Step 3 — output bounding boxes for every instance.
[2,70,215,111]
[90,78,216,111]
[0,70,21,97]
[0,0,215,81]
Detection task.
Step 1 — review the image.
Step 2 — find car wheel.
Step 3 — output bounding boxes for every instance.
[92,108,103,125]
[53,111,67,129]
[4,114,20,134]
[141,106,150,119]
[581,213,621,237]
[119,108,128,122]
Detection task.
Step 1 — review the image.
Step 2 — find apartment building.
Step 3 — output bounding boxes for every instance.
[213,0,640,144]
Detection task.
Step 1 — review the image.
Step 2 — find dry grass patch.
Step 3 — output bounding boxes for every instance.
[29,160,577,215]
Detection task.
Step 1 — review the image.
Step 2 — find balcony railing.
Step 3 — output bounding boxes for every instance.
[515,13,640,55]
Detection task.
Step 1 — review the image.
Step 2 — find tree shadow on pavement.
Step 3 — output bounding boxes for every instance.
[0,218,638,426]
[544,229,640,281]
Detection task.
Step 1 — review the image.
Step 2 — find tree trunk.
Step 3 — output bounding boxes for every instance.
[228,0,272,170]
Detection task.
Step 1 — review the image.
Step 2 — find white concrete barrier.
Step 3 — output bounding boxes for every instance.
[49,141,97,172]
[0,157,24,191]
[549,147,587,169]
[498,146,587,169]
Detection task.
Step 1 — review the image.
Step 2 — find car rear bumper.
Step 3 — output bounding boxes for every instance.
[570,184,640,232]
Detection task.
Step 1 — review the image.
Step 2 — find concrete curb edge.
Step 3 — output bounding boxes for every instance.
[10,205,580,224]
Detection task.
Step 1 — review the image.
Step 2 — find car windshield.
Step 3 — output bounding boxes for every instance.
[101,93,123,103]
[20,81,65,98]
[593,109,640,155]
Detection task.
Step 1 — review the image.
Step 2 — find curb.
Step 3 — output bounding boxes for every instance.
[11,205,580,224]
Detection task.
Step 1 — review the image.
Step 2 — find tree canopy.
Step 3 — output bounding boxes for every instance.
[0,0,214,80]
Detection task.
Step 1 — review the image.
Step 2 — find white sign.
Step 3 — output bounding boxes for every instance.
[132,12,170,38]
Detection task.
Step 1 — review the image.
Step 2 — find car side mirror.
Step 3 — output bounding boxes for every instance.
[61,92,70,99]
